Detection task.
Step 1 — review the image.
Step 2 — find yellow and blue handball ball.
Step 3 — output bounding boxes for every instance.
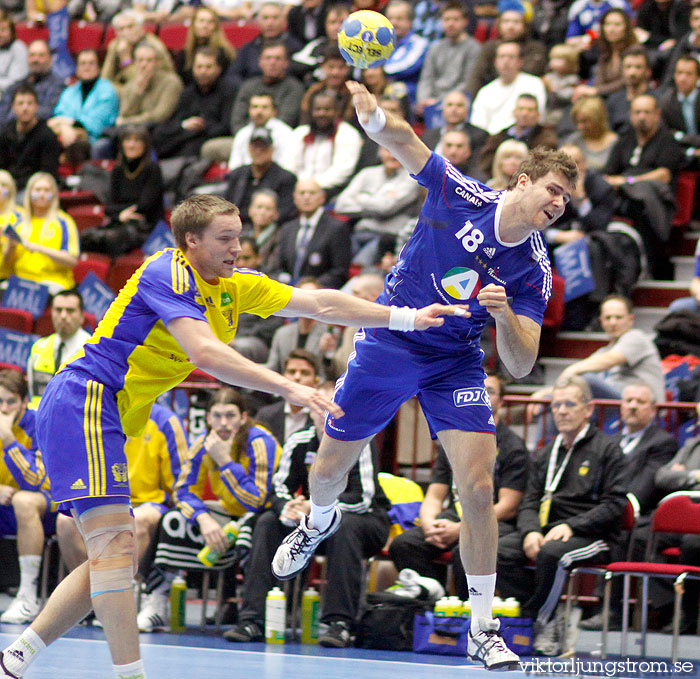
[338,10,396,70]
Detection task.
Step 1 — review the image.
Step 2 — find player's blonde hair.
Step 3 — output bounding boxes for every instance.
[171,195,240,250]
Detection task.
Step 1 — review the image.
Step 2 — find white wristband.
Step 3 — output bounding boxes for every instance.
[359,106,386,134]
[389,306,417,331]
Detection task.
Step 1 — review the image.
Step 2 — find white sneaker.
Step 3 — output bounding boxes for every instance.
[0,650,21,678]
[272,507,342,580]
[136,591,169,632]
[534,617,560,656]
[0,593,41,624]
[387,569,445,602]
[467,617,520,670]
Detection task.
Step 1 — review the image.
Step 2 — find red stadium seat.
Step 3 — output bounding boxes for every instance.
[68,21,104,54]
[221,22,260,48]
[15,21,50,45]
[672,170,699,228]
[158,23,188,51]
[202,162,229,183]
[107,252,145,294]
[0,361,23,373]
[67,204,105,232]
[0,307,34,333]
[74,256,110,283]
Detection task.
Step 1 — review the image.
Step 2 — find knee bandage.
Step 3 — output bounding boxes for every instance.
[73,505,136,598]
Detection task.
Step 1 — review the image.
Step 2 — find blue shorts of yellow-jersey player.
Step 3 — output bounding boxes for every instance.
[326,327,495,441]
[0,505,58,535]
[36,370,130,508]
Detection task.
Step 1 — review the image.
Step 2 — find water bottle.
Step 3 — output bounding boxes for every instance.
[447,596,461,617]
[461,599,472,618]
[170,575,187,632]
[197,520,239,567]
[265,587,286,644]
[434,596,450,616]
[492,596,504,617]
[301,588,320,644]
[503,597,521,618]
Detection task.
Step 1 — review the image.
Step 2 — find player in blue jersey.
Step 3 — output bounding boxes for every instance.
[272,81,578,671]
[0,195,459,679]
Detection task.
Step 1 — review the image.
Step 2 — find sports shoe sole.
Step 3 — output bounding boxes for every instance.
[467,652,520,671]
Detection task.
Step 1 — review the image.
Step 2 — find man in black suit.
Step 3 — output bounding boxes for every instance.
[255,348,320,443]
[274,177,351,288]
[580,380,678,631]
[660,55,700,170]
[223,127,297,223]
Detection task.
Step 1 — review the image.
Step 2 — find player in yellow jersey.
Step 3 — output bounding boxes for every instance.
[0,195,461,679]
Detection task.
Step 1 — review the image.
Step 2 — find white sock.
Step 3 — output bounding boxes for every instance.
[2,627,46,676]
[309,502,336,532]
[466,573,497,633]
[114,659,146,679]
[17,555,41,599]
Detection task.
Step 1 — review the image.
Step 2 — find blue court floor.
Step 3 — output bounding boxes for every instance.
[3,625,700,679]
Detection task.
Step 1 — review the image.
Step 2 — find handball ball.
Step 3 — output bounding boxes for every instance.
[338,10,396,70]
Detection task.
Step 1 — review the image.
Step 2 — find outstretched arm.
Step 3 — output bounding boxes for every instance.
[346,80,431,176]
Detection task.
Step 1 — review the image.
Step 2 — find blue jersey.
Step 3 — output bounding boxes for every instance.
[378,152,551,354]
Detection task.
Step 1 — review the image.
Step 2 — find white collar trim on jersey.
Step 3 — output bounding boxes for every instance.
[493,192,531,248]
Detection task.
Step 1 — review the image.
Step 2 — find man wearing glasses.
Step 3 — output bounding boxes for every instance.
[497,375,627,657]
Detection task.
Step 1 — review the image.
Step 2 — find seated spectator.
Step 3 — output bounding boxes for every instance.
[223,380,390,648]
[530,295,666,408]
[0,9,27,98]
[274,177,351,288]
[0,40,65,127]
[287,0,328,46]
[603,45,654,136]
[265,280,329,374]
[603,94,684,280]
[225,2,303,89]
[56,402,188,630]
[415,1,482,117]
[0,170,23,281]
[288,90,363,198]
[223,127,297,224]
[80,126,164,257]
[477,93,558,180]
[205,0,254,23]
[566,0,632,53]
[230,42,305,133]
[290,3,349,83]
[389,374,528,599]
[574,8,638,100]
[318,271,385,380]
[420,90,488,164]
[636,0,689,52]
[244,188,283,272]
[152,47,234,160]
[579,380,678,632]
[486,139,529,190]
[441,128,476,176]
[136,388,280,631]
[230,234,285,363]
[660,55,700,171]
[101,9,175,92]
[256,348,320,443]
[335,146,420,267]
[48,49,119,161]
[542,43,580,128]
[382,0,430,105]
[299,46,353,125]
[469,41,547,136]
[174,6,237,84]
[115,43,184,129]
[0,370,56,625]
[564,94,618,172]
[499,375,626,656]
[12,171,79,293]
[68,0,124,22]
[226,94,295,172]
[27,288,91,407]
[660,3,700,92]
[0,84,61,192]
[467,7,548,97]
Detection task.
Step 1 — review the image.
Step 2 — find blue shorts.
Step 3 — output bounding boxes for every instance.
[37,370,130,506]
[326,328,495,441]
[0,504,57,536]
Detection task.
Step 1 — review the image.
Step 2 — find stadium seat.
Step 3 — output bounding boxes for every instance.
[158,23,188,51]
[67,204,105,232]
[221,22,260,48]
[0,361,23,373]
[0,307,34,333]
[15,21,50,45]
[202,162,229,183]
[107,252,145,294]
[59,190,100,210]
[672,170,699,228]
[74,256,110,283]
[67,21,104,54]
